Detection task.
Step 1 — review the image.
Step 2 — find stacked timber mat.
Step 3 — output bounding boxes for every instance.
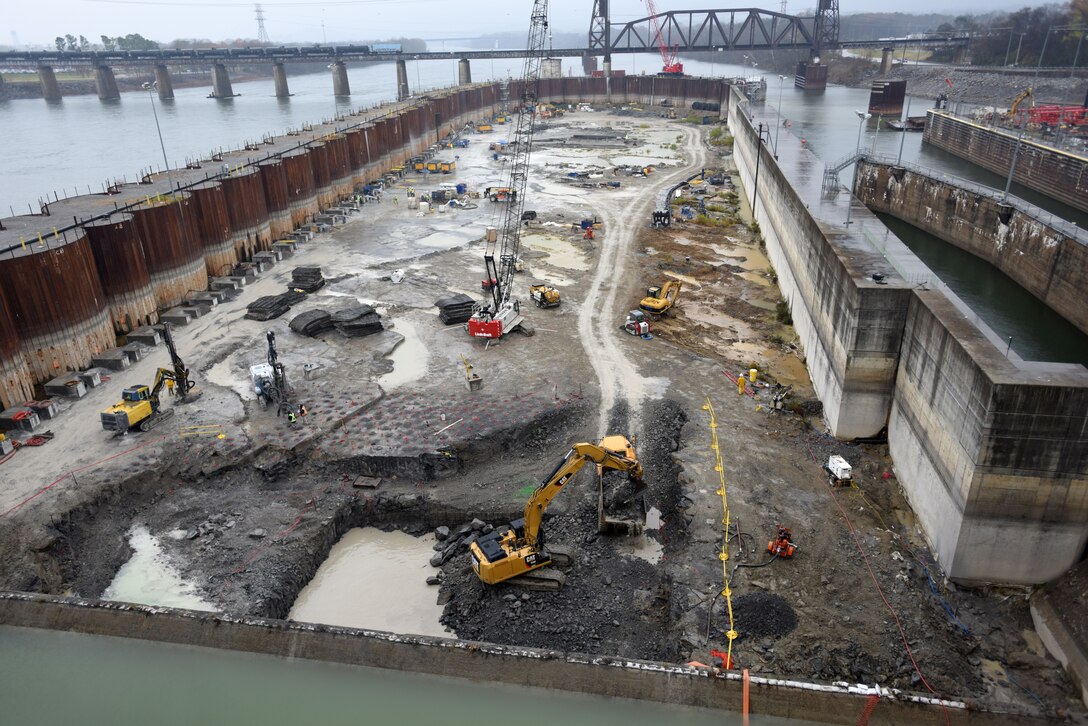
[289,310,334,337]
[435,293,475,325]
[290,267,325,293]
[332,305,383,337]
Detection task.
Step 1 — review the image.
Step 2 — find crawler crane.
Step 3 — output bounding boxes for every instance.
[467,0,549,339]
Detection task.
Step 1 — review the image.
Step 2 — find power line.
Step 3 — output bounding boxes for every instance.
[255,3,270,44]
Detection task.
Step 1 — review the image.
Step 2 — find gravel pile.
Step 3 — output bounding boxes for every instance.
[732,592,798,639]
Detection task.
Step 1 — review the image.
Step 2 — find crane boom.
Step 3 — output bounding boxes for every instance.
[467,0,549,339]
[645,0,683,75]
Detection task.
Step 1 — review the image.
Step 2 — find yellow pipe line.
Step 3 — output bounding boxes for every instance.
[703,397,738,666]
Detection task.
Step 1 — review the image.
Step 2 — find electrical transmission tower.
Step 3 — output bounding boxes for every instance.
[255,3,270,44]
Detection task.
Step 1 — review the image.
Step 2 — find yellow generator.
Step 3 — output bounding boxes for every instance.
[529,283,560,308]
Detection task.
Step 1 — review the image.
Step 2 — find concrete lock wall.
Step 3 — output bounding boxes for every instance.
[0,592,1044,726]
[727,89,1088,584]
[726,93,910,440]
[923,112,1088,215]
[889,291,1088,584]
[857,161,1088,336]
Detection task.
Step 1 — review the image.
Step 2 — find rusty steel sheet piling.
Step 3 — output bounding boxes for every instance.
[0,284,34,409]
[258,159,293,240]
[83,214,159,335]
[131,194,208,310]
[309,142,334,208]
[0,232,116,383]
[345,128,368,187]
[220,168,272,258]
[283,149,318,227]
[325,134,354,199]
[188,182,238,277]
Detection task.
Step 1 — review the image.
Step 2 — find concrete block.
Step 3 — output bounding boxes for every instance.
[181,303,212,318]
[45,373,87,399]
[121,342,152,363]
[228,275,253,289]
[78,369,104,388]
[272,242,296,259]
[187,291,220,306]
[91,349,132,371]
[159,309,192,327]
[209,277,240,292]
[27,400,59,420]
[0,408,40,432]
[126,326,162,347]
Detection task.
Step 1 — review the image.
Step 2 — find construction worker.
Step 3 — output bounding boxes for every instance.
[298,403,308,418]
[287,411,297,424]
[583,227,594,240]
[166,378,175,397]
[393,193,399,206]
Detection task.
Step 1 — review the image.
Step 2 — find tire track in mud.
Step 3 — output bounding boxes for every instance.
[576,124,711,436]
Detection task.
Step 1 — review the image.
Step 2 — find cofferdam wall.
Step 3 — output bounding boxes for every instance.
[0,84,501,400]
[857,160,1088,335]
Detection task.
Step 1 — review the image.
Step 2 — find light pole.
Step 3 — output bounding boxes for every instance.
[1013,32,1026,66]
[141,81,174,193]
[844,110,871,228]
[897,95,912,165]
[774,75,786,157]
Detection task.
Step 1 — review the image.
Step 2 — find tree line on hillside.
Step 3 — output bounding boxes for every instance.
[932,2,1087,66]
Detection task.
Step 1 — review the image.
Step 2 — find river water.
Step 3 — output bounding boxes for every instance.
[0,625,819,725]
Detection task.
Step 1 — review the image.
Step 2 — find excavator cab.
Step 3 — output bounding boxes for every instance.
[121,386,151,402]
[639,280,682,315]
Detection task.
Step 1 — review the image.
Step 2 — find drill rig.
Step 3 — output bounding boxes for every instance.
[250,331,290,416]
[467,0,549,339]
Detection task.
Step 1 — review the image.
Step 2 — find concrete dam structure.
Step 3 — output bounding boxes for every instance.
[728,90,1088,585]
[0,84,501,408]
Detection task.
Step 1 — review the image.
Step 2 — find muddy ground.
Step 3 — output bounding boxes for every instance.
[0,107,1083,722]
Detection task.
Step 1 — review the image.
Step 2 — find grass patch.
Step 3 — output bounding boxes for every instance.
[775,298,793,325]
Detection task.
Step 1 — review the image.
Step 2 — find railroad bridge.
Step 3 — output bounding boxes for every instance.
[0,1,968,101]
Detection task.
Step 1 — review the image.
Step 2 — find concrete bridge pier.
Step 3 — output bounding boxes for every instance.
[331,61,350,96]
[94,65,120,101]
[879,47,894,74]
[395,59,409,101]
[211,63,236,98]
[457,58,471,85]
[153,64,175,100]
[38,65,61,101]
[273,62,290,97]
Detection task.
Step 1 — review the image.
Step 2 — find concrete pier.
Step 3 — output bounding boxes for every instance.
[457,58,471,85]
[273,62,290,98]
[879,47,895,74]
[94,65,120,101]
[395,60,409,101]
[210,63,235,99]
[37,65,61,101]
[153,64,174,100]
[331,61,350,96]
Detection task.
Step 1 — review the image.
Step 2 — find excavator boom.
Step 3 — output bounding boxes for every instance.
[469,435,643,588]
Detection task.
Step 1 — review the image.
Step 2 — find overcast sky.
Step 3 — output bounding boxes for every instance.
[4,0,1029,48]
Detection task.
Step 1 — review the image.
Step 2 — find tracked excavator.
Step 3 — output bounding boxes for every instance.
[469,435,644,590]
[639,280,682,315]
[100,324,196,432]
[467,0,549,339]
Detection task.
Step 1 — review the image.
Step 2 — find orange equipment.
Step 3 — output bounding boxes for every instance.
[767,526,797,558]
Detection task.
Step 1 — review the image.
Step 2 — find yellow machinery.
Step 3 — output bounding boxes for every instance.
[469,435,643,589]
[100,324,195,432]
[477,123,494,133]
[639,280,682,315]
[529,282,560,308]
[1009,87,1035,117]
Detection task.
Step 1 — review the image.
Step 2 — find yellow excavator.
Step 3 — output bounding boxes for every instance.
[639,280,682,315]
[469,435,644,590]
[100,324,196,432]
[1009,87,1035,118]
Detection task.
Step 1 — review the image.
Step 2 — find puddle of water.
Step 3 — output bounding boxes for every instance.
[378,319,429,390]
[663,271,702,288]
[521,234,591,271]
[289,528,449,638]
[617,533,665,565]
[103,525,215,611]
[739,271,773,287]
[416,231,470,249]
[205,357,256,401]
